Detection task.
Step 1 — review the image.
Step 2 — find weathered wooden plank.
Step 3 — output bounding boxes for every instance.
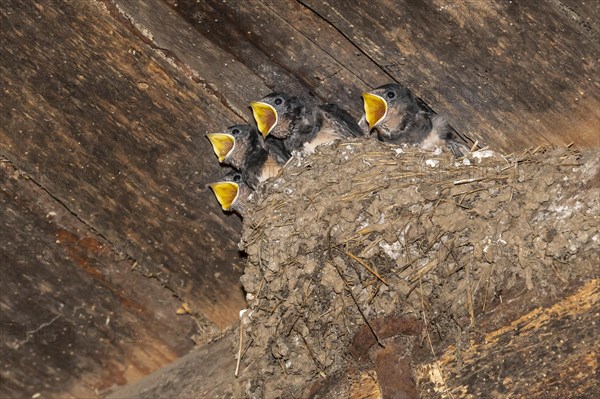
[0,161,196,398]
[160,0,309,105]
[105,336,239,399]
[554,0,600,35]
[165,0,389,116]
[257,0,392,87]
[0,0,246,329]
[300,0,600,151]
[108,0,270,118]
[417,279,600,398]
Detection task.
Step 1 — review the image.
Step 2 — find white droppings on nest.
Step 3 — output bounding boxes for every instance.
[472,149,496,161]
[410,202,425,216]
[272,178,285,189]
[426,159,440,168]
[548,203,581,219]
[357,218,369,231]
[483,236,492,254]
[497,235,507,245]
[239,308,253,319]
[380,240,403,260]
[341,144,356,160]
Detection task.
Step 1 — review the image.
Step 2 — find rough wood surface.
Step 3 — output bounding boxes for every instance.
[299,0,599,150]
[1,0,246,396]
[105,337,239,399]
[108,0,270,118]
[166,0,390,115]
[417,279,600,398]
[1,0,599,397]
[1,0,246,328]
[1,161,196,398]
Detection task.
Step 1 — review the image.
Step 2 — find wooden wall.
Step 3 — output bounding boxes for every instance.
[1,0,598,397]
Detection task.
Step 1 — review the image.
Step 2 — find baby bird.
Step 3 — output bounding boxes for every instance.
[250,92,363,154]
[206,124,287,189]
[208,170,252,217]
[361,83,476,156]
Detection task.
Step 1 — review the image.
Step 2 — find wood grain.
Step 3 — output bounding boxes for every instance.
[2,0,599,396]
[0,161,197,398]
[300,0,600,150]
[1,1,246,395]
[417,279,600,398]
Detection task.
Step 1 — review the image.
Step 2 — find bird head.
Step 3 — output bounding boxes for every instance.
[251,92,305,140]
[209,169,241,213]
[209,170,251,216]
[206,132,235,163]
[362,83,416,130]
[207,125,262,168]
[209,180,239,211]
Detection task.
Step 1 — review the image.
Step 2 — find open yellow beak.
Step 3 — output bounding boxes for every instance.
[209,181,239,211]
[250,101,278,138]
[362,92,388,129]
[206,133,235,162]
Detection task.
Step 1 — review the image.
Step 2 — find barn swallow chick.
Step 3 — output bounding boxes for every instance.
[251,92,362,154]
[206,125,286,189]
[208,170,252,217]
[361,83,475,157]
[263,134,292,166]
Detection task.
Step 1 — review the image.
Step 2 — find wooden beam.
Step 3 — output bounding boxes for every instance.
[0,160,197,398]
[107,0,270,118]
[0,0,246,332]
[300,0,600,151]
[105,335,240,398]
[417,279,600,398]
[162,0,390,116]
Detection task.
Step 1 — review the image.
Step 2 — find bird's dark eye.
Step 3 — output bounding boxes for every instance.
[233,174,242,182]
[232,129,240,135]
[274,98,283,105]
[387,92,396,99]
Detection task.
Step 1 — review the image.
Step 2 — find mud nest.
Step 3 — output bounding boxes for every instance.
[236,140,599,398]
